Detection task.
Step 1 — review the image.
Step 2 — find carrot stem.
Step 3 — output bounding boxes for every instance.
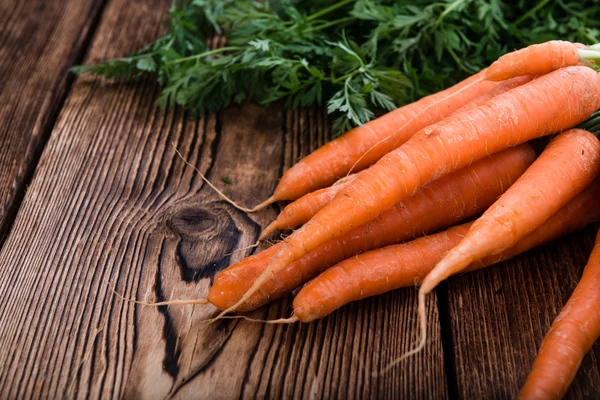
[304,0,355,22]
[577,110,600,136]
[168,46,244,65]
[578,49,600,61]
[513,0,552,26]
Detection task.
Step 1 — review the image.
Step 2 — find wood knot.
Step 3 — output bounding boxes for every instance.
[169,206,226,238]
[166,201,256,283]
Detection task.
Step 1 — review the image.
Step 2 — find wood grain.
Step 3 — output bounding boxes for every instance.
[3,0,600,395]
[446,225,600,399]
[0,0,447,398]
[0,0,106,237]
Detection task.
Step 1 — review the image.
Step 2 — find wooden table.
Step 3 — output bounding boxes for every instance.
[0,0,599,398]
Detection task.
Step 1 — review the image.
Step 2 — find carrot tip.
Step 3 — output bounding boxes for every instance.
[259,223,277,241]
[224,240,261,256]
[249,196,276,212]
[109,283,210,307]
[213,315,298,324]
[172,142,263,213]
[374,290,429,377]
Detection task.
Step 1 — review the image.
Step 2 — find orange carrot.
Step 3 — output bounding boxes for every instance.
[218,66,600,318]
[415,128,600,359]
[454,75,534,113]
[259,174,358,240]
[470,177,600,272]
[260,76,534,239]
[209,145,536,311]
[255,69,497,207]
[294,223,470,322]
[293,176,600,323]
[486,40,586,81]
[519,229,600,399]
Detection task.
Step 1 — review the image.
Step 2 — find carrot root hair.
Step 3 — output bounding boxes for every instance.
[208,271,274,323]
[249,196,276,212]
[259,223,277,241]
[172,142,272,213]
[203,314,298,324]
[213,315,298,324]
[110,284,210,307]
[374,290,428,377]
[224,240,261,256]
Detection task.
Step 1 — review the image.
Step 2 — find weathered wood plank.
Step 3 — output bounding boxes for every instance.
[0,0,447,398]
[0,0,106,238]
[446,225,600,399]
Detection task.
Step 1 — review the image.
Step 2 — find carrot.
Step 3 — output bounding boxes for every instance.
[209,145,536,311]
[255,69,498,207]
[519,229,600,399]
[217,66,600,318]
[259,174,358,240]
[261,75,535,239]
[470,177,600,272]
[293,176,600,323]
[294,223,470,322]
[486,40,587,81]
[454,75,534,113]
[414,128,600,359]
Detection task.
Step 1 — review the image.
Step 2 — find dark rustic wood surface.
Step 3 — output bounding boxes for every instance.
[0,0,106,238]
[446,225,600,400]
[0,0,597,398]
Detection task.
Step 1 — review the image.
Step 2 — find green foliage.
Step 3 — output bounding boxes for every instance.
[73,0,600,135]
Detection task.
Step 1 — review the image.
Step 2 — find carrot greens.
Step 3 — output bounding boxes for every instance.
[73,0,600,134]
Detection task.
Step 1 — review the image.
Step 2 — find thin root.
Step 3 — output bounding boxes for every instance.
[250,196,276,212]
[372,290,428,377]
[259,221,279,241]
[206,265,275,324]
[204,315,299,324]
[225,240,261,256]
[110,284,209,307]
[172,142,273,213]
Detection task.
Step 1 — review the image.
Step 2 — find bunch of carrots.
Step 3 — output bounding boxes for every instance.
[133,40,600,397]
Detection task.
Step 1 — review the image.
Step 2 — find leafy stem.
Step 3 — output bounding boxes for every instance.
[514,0,553,26]
[304,16,358,33]
[434,0,471,29]
[168,46,244,64]
[305,0,356,22]
[73,0,600,136]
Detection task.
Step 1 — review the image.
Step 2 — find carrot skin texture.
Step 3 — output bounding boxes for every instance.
[470,176,600,272]
[272,69,497,201]
[454,75,534,114]
[293,224,471,322]
[263,75,530,239]
[519,229,600,399]
[486,41,583,81]
[422,128,600,294]
[260,175,357,240]
[208,145,536,311]
[293,177,600,322]
[271,66,600,288]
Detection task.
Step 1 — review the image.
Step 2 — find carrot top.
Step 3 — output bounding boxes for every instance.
[578,43,600,70]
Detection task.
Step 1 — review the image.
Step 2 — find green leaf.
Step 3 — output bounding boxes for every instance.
[370,89,396,111]
[249,38,271,52]
[72,0,600,136]
[136,56,157,71]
